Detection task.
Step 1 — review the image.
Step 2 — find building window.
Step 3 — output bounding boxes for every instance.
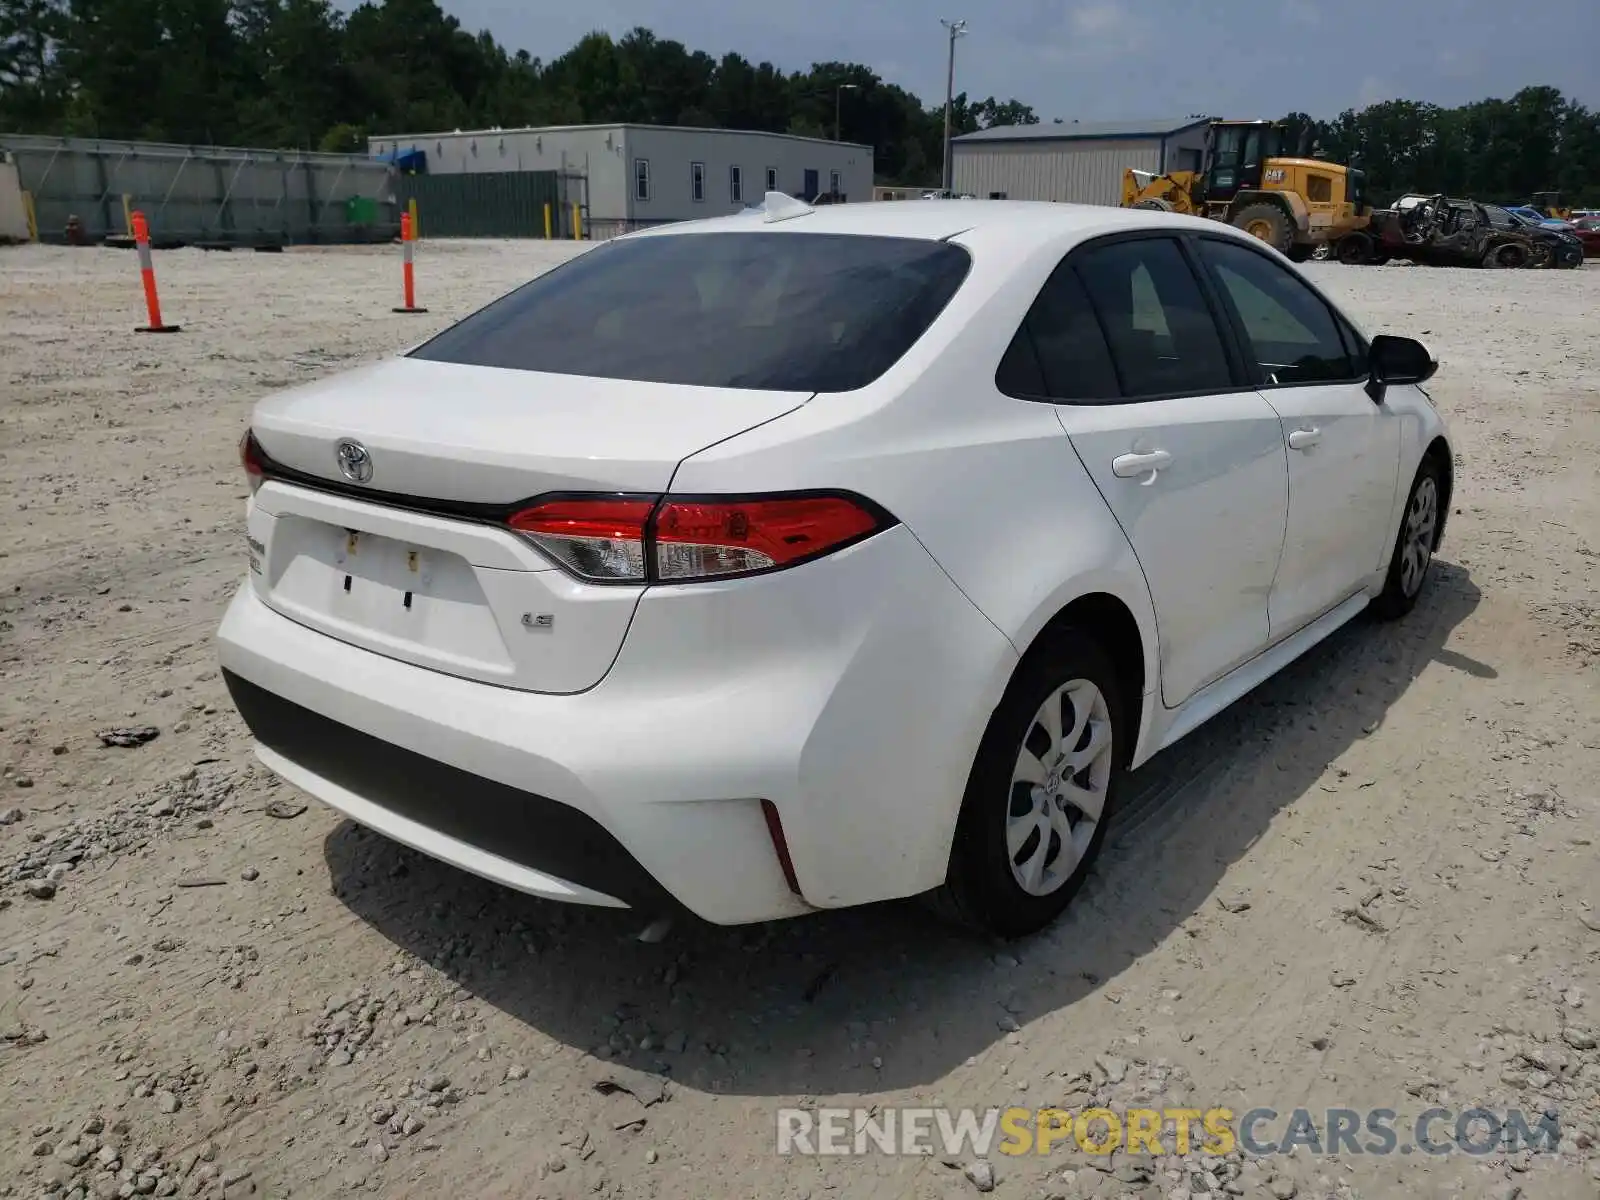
[730,164,743,204]
[829,170,841,194]
[766,166,778,192]
[634,159,650,202]
[691,162,706,202]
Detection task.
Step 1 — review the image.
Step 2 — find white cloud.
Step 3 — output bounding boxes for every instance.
[1435,47,1480,78]
[1070,3,1126,35]
[1281,0,1321,26]
[1357,75,1392,106]
[1040,2,1148,59]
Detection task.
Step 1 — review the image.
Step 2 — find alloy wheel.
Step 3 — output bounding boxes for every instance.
[1400,476,1438,597]
[1006,679,1114,897]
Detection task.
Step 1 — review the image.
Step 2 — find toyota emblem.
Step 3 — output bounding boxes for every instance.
[335,439,372,484]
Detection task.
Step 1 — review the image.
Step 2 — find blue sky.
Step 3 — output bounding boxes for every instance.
[440,0,1596,120]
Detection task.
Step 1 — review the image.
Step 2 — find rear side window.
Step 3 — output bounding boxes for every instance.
[1196,238,1362,384]
[1072,238,1234,398]
[408,232,972,393]
[996,263,1119,402]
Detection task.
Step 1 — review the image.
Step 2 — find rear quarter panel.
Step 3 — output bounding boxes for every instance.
[669,227,1163,751]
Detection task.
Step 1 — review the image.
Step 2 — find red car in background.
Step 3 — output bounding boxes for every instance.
[1571,217,1600,258]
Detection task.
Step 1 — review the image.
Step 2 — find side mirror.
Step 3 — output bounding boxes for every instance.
[1365,334,1437,403]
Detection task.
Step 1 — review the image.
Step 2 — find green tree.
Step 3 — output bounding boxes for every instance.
[0,0,68,129]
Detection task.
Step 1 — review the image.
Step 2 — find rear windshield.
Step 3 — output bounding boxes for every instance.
[407,231,972,393]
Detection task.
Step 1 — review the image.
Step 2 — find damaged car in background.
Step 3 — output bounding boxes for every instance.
[1330,194,1583,268]
[1485,203,1586,268]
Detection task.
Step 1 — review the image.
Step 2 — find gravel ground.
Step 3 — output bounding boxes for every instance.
[1,239,1597,1200]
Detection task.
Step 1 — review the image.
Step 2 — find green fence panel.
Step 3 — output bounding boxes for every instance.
[394,171,564,238]
[345,195,379,226]
[0,134,399,246]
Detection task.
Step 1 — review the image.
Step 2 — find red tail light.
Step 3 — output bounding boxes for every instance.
[508,497,654,582]
[653,496,883,580]
[506,492,892,584]
[240,430,265,495]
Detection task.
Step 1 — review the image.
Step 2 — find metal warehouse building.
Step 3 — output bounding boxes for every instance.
[369,124,873,229]
[952,117,1210,207]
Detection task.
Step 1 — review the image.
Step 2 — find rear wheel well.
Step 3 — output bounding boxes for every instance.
[1423,436,1453,548]
[1022,594,1146,765]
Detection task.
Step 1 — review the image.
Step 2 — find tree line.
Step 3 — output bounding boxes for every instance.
[1281,92,1600,208]
[1,0,1595,203]
[0,0,1038,184]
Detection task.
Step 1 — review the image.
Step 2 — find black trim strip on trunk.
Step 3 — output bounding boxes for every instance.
[249,432,528,524]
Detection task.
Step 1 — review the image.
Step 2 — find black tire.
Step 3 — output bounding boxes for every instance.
[928,629,1127,938]
[1336,232,1375,265]
[1231,202,1294,254]
[1370,456,1444,622]
[1529,242,1554,269]
[1482,242,1530,269]
[1287,243,1314,263]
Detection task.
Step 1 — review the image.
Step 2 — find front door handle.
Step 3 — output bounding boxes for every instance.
[1111,449,1173,485]
[1287,426,1321,451]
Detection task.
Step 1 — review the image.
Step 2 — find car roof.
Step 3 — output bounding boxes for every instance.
[617,198,1249,255]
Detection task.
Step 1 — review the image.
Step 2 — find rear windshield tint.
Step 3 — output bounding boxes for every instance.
[407,231,972,392]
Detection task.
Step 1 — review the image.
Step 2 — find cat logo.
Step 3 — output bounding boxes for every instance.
[1265,168,1287,184]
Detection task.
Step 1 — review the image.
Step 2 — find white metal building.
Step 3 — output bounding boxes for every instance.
[951,117,1210,207]
[369,124,873,226]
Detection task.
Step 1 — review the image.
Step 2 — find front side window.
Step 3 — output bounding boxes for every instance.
[691,162,705,202]
[1072,237,1234,397]
[1196,238,1362,385]
[408,232,972,394]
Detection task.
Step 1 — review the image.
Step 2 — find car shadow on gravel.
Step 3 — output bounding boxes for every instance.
[324,561,1487,1097]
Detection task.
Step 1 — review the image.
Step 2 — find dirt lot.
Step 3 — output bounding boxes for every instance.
[1,239,1597,1200]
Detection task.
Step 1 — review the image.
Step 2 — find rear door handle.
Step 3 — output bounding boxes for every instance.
[1287,427,1321,450]
[1111,450,1173,485]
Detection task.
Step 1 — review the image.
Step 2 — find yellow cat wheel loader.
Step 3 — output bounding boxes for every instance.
[1528,191,1572,221]
[1120,119,1371,261]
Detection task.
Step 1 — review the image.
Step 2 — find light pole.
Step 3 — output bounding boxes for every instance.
[940,19,968,194]
[835,83,858,142]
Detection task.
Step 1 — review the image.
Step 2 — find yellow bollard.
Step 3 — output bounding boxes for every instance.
[121,194,134,237]
[22,191,38,242]
[571,202,581,241]
[408,197,419,240]
[543,203,551,239]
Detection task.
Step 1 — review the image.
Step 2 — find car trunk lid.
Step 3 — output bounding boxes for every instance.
[246,357,810,693]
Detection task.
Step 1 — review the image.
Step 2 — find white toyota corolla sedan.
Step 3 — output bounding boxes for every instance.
[217,195,1453,938]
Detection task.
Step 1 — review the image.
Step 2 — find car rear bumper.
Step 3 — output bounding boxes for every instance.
[216,524,1017,925]
[223,669,668,910]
